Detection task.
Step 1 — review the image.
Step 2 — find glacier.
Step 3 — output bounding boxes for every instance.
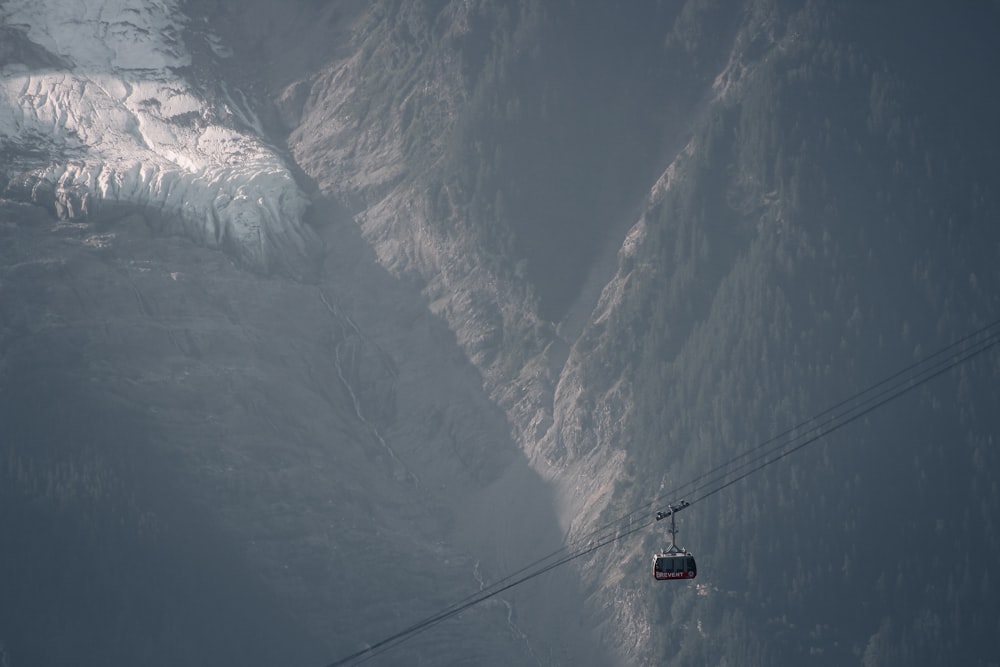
[0,0,318,274]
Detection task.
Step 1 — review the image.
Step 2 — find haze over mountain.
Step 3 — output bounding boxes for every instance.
[2,1,998,666]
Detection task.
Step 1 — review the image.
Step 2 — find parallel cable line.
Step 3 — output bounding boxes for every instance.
[325,320,1000,666]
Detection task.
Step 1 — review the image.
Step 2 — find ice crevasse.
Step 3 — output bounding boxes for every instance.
[0,0,317,273]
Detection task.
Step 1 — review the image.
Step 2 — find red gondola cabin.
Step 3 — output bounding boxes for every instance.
[652,551,697,580]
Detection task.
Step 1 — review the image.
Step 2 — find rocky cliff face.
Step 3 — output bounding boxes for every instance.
[0,2,601,664]
[3,1,999,666]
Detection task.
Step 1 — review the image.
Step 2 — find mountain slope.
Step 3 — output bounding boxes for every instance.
[261,0,1000,664]
[541,2,1000,664]
[0,0,319,275]
[2,1,999,666]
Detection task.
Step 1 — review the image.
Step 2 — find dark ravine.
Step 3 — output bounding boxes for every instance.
[3,1,1000,666]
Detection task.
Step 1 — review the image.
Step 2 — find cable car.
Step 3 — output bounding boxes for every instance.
[652,500,697,581]
[652,551,697,580]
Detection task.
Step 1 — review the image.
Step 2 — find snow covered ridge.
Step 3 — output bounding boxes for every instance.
[0,0,317,274]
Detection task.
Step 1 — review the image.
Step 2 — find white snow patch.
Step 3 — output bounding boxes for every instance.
[0,0,316,271]
[2,0,189,73]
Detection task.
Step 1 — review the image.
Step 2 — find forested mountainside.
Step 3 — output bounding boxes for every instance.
[2,0,998,665]
[569,3,1000,664]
